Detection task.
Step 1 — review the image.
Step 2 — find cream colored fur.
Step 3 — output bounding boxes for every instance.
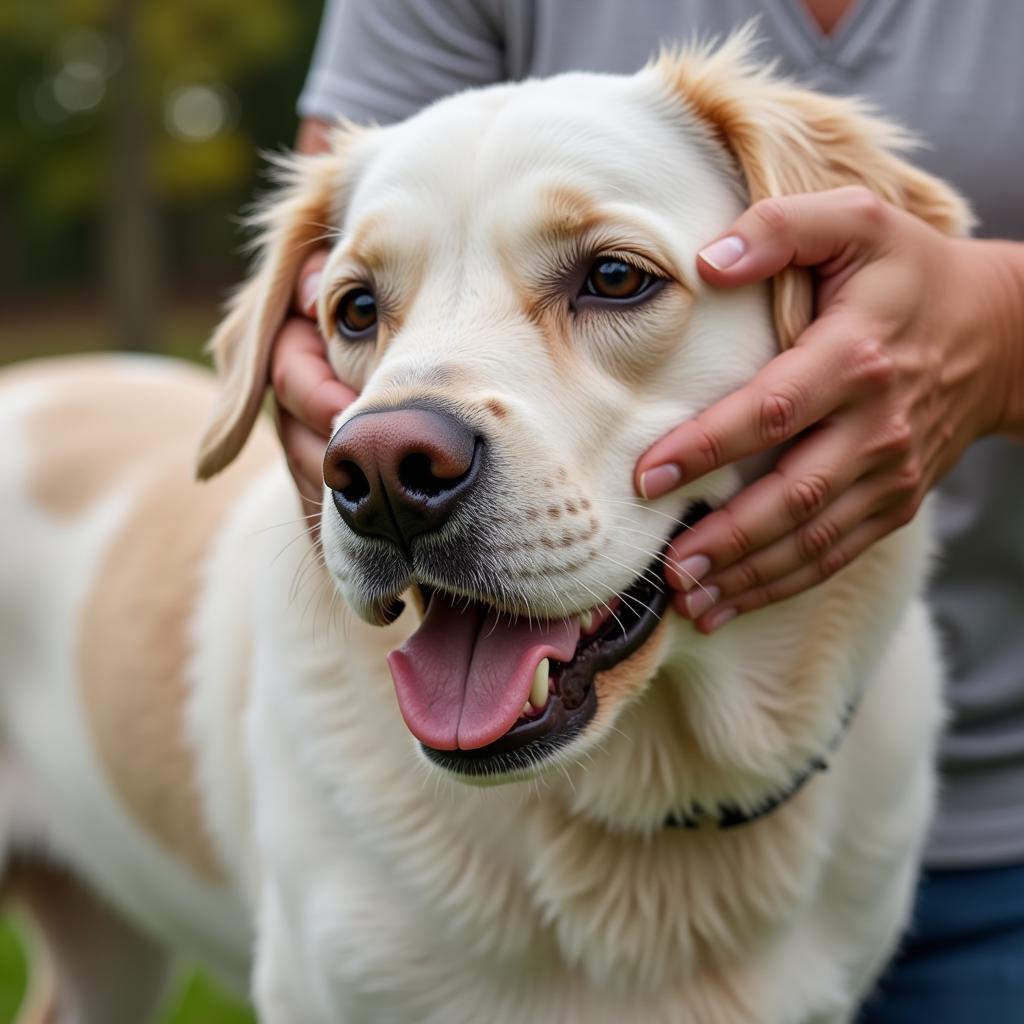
[0,37,963,1023]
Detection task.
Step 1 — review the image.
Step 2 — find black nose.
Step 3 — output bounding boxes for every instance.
[323,407,483,553]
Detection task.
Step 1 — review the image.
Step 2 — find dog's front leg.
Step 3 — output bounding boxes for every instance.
[252,885,317,1024]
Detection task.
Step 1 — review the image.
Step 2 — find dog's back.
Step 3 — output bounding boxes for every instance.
[0,355,271,1019]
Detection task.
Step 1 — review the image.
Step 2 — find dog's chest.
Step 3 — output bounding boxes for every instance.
[256,672,838,1023]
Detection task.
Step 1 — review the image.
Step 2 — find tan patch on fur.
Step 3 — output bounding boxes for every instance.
[25,360,215,519]
[591,617,671,723]
[335,209,429,290]
[339,212,386,272]
[525,302,580,377]
[543,184,604,238]
[483,398,507,420]
[656,33,973,348]
[28,359,276,880]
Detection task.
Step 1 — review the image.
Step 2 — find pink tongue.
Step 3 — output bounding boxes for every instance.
[387,593,581,750]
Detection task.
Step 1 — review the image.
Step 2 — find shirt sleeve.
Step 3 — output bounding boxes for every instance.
[298,0,514,125]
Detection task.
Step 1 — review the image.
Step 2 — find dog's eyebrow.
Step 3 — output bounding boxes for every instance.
[335,212,396,275]
[540,184,606,237]
[528,185,685,283]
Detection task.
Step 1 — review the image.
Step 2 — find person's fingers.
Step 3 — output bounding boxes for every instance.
[680,467,905,613]
[636,328,894,498]
[663,420,859,591]
[270,317,356,437]
[663,390,910,590]
[276,406,330,515]
[677,502,916,633]
[292,249,329,317]
[695,186,891,288]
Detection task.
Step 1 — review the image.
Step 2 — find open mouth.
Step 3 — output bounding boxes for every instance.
[386,501,710,777]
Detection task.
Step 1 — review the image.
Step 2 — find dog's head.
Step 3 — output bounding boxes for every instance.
[196,35,968,793]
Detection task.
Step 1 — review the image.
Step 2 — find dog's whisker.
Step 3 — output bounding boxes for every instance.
[290,549,332,609]
[250,511,323,536]
[561,569,628,639]
[590,497,702,533]
[592,549,665,595]
[561,571,626,629]
[287,546,318,603]
[272,528,320,573]
[595,535,716,603]
[582,553,664,624]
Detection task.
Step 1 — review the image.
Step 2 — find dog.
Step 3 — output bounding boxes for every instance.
[0,34,969,1024]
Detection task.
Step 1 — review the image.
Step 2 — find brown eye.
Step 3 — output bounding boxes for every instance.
[336,289,378,339]
[584,258,651,300]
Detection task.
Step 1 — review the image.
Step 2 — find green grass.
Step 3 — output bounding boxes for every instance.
[0,926,24,1023]
[1,305,256,1022]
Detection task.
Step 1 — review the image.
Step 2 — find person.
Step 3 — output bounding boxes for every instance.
[268,2,1024,1018]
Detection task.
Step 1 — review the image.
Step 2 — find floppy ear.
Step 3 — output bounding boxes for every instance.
[657,28,974,348]
[195,145,351,480]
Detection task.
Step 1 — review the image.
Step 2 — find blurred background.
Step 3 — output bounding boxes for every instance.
[1,0,321,365]
[1,0,324,1018]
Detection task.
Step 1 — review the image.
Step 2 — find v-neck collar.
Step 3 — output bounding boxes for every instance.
[766,0,899,70]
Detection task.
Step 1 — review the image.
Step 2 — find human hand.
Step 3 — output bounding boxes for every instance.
[635,187,1010,632]
[270,249,358,518]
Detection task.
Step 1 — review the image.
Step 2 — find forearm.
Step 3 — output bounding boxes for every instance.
[967,238,1024,441]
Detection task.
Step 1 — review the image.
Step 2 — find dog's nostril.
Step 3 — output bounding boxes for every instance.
[398,452,462,498]
[336,461,371,503]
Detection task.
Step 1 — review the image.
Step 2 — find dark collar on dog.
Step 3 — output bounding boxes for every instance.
[663,698,860,831]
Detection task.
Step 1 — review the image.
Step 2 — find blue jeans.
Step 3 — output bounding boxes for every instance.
[859,864,1024,1022]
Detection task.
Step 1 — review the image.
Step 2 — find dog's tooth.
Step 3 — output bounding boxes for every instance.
[530,658,550,710]
[579,609,594,633]
[521,701,532,718]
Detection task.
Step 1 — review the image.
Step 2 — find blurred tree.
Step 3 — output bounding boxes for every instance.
[109,0,158,348]
[0,0,321,349]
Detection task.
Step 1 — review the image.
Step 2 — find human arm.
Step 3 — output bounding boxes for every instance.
[635,187,1024,631]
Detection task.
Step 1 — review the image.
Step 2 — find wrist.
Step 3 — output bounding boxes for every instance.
[958,239,1024,441]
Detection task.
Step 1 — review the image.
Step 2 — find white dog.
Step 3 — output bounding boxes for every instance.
[0,35,968,1024]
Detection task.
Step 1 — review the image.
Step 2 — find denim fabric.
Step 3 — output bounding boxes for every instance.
[860,864,1024,1022]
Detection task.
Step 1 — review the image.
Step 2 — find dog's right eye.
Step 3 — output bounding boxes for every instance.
[336,289,378,340]
[575,256,663,309]
[584,259,650,299]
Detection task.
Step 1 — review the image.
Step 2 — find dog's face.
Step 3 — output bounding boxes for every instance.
[197,38,969,787]
[314,72,772,779]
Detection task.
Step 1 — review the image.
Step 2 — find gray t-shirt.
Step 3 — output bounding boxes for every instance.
[299,0,1024,869]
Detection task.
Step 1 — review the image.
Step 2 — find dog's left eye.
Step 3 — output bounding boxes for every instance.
[582,258,653,301]
[335,288,378,340]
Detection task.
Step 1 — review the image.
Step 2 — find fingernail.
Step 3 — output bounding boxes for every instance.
[300,270,322,316]
[698,235,746,271]
[671,554,711,591]
[685,585,719,619]
[704,607,738,632]
[639,464,683,500]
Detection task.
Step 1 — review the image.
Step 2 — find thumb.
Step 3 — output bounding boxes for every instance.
[293,249,330,318]
[696,187,888,289]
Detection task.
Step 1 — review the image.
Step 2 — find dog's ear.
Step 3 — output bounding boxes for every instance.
[195,145,352,480]
[657,29,974,348]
